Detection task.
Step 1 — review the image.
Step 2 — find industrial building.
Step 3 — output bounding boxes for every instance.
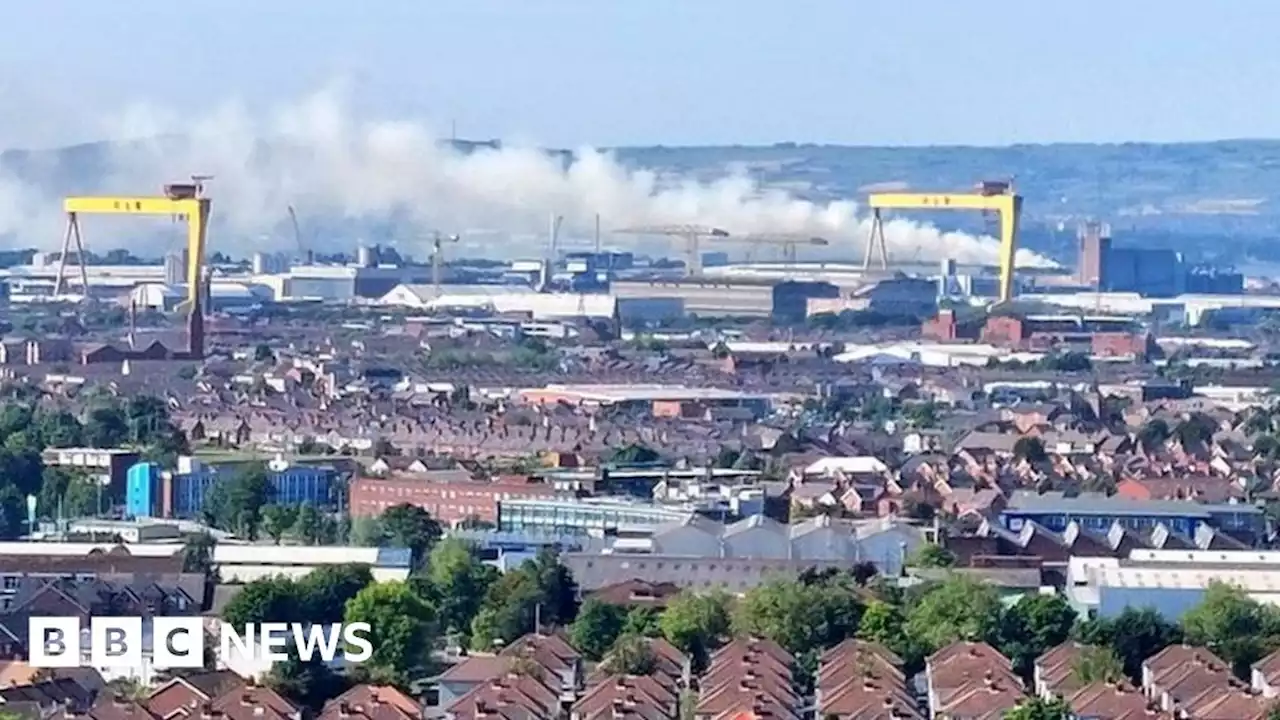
[1068,549,1280,619]
[1075,222,1244,297]
[610,278,841,320]
[1001,491,1264,542]
[516,384,772,419]
[126,457,340,519]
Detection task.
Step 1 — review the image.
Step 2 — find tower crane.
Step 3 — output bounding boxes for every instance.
[286,205,307,262]
[717,233,829,265]
[612,224,730,277]
[430,231,460,294]
[864,179,1022,304]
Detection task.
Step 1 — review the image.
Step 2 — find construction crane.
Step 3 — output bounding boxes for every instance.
[54,176,213,358]
[286,205,308,263]
[718,233,830,265]
[612,224,730,277]
[864,179,1022,304]
[431,231,460,294]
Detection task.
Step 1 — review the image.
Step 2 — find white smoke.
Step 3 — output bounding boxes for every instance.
[0,87,1055,268]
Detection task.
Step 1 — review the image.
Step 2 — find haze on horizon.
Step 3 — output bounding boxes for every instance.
[0,1,1270,265]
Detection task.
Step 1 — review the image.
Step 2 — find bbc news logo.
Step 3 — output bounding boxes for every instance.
[29,617,374,668]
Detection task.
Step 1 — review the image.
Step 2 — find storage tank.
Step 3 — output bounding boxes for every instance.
[357,245,377,268]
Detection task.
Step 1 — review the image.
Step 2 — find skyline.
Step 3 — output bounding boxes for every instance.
[4,1,1279,150]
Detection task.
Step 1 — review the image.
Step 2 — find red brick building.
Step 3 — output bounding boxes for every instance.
[348,472,557,526]
[922,311,1152,358]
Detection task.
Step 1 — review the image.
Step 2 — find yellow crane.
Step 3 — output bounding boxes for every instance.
[720,233,830,264]
[612,224,730,276]
[865,180,1023,304]
[53,177,213,358]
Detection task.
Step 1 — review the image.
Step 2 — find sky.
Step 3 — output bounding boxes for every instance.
[3,0,1279,151]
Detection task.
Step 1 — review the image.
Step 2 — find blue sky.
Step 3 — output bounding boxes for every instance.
[3,0,1278,149]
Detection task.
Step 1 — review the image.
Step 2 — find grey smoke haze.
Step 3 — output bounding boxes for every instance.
[0,88,1054,268]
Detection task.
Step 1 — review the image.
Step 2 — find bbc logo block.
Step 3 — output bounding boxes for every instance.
[29,616,374,669]
[29,617,206,669]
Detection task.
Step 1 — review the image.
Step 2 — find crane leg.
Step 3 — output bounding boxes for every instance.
[996,197,1022,304]
[54,214,74,296]
[72,215,90,295]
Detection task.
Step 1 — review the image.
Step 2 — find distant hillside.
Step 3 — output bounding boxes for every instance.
[5,138,1279,266]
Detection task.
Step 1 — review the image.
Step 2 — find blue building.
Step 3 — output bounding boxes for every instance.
[126,460,341,519]
[1001,491,1264,542]
[125,462,163,519]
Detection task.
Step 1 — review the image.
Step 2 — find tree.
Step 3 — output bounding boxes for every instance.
[221,577,302,627]
[1180,581,1280,676]
[909,544,956,568]
[905,575,1003,652]
[1074,606,1183,681]
[660,591,732,669]
[265,647,349,710]
[995,593,1077,673]
[255,344,275,362]
[600,634,657,676]
[297,564,373,624]
[622,607,663,638]
[181,532,216,574]
[468,550,579,651]
[262,504,300,544]
[733,577,863,656]
[205,464,273,538]
[379,504,443,564]
[570,599,627,661]
[1013,437,1048,463]
[858,599,921,669]
[344,581,437,684]
[292,503,325,544]
[348,515,384,546]
[1071,645,1125,686]
[609,444,661,465]
[0,485,27,539]
[422,538,499,643]
[1003,695,1071,720]
[1138,419,1171,451]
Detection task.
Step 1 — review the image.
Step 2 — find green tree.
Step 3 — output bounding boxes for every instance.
[995,593,1077,673]
[858,599,921,669]
[344,581,437,684]
[909,544,956,568]
[570,599,627,661]
[1013,436,1047,463]
[181,532,216,574]
[264,646,350,710]
[379,503,443,564]
[292,503,325,544]
[609,444,661,465]
[529,547,579,625]
[422,538,499,643]
[1074,606,1183,681]
[297,564,373,624]
[348,515,384,546]
[468,550,578,650]
[221,577,302,627]
[1071,645,1125,686]
[660,591,732,670]
[1180,581,1280,676]
[1003,695,1071,720]
[35,410,83,448]
[0,485,28,538]
[600,634,657,676]
[905,575,1003,652]
[82,405,129,448]
[262,504,300,544]
[255,344,275,362]
[204,463,274,538]
[733,577,863,656]
[622,606,664,638]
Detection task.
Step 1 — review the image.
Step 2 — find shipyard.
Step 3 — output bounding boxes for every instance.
[1,4,1280,720]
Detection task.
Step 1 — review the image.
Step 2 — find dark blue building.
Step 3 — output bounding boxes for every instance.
[126,461,341,519]
[1001,491,1263,541]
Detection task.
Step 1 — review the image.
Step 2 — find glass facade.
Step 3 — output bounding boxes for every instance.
[497,498,689,536]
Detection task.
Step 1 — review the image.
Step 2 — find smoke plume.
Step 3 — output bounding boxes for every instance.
[0,87,1054,268]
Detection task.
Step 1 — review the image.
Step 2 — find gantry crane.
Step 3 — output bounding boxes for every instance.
[430,231,460,294]
[53,177,213,358]
[612,224,730,277]
[286,205,307,262]
[865,180,1022,304]
[719,233,830,265]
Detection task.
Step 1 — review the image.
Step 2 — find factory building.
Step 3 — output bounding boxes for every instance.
[805,277,937,318]
[923,310,1153,358]
[129,281,272,311]
[126,458,340,519]
[1076,223,1243,297]
[611,279,776,317]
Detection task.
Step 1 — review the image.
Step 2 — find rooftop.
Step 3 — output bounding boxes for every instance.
[1006,491,1260,517]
